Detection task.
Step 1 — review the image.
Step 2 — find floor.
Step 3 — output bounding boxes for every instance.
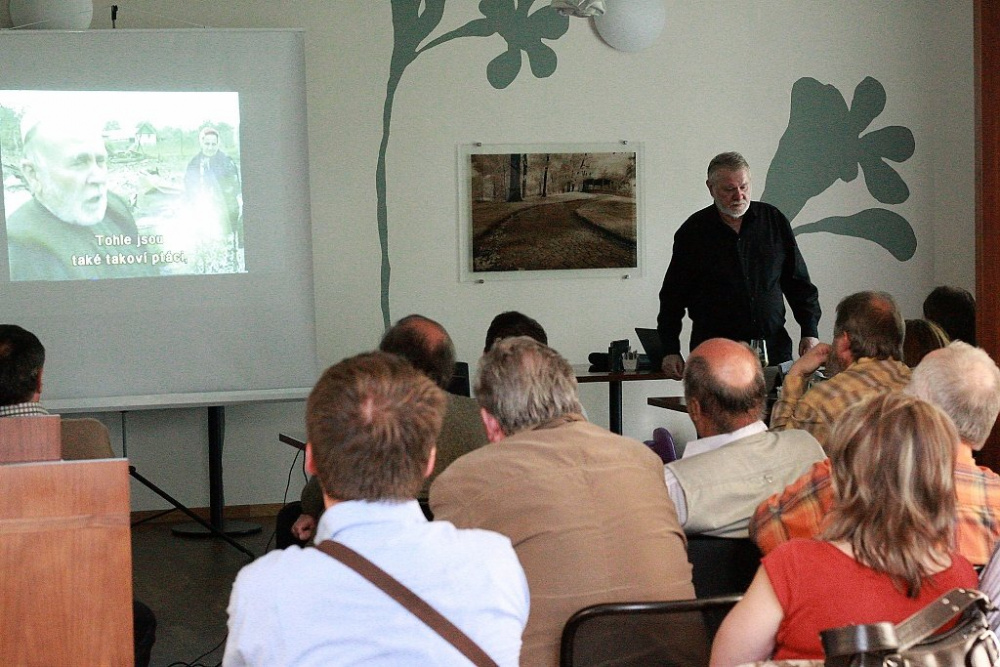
[131,512,279,667]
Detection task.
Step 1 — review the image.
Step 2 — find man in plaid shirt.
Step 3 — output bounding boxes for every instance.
[770,291,912,447]
[751,340,1000,565]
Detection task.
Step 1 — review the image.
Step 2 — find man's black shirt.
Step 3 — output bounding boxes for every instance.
[656,201,820,364]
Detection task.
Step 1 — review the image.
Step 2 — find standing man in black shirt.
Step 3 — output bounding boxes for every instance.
[657,152,821,379]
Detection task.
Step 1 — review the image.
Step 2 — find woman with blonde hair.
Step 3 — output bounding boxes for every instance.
[710,392,978,665]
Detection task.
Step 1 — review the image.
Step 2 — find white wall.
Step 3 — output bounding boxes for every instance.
[1,1,975,509]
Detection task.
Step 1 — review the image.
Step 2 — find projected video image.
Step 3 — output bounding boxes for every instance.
[0,91,245,281]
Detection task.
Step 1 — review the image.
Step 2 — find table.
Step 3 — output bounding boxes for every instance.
[573,365,669,435]
[648,394,777,421]
[279,432,306,451]
[647,395,687,412]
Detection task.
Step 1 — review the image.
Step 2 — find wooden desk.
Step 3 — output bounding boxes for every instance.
[647,395,687,413]
[574,365,669,435]
[648,394,777,421]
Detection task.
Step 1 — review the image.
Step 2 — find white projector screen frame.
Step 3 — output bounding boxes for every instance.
[0,29,318,410]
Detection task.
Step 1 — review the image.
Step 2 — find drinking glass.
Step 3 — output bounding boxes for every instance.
[749,339,768,368]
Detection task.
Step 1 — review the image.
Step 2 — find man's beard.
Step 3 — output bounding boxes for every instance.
[716,199,750,219]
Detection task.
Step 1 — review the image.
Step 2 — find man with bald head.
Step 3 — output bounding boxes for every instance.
[6,116,157,280]
[281,314,488,547]
[664,338,824,538]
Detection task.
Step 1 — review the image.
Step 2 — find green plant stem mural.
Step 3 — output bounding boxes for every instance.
[763,76,917,261]
[378,0,569,328]
[378,3,918,328]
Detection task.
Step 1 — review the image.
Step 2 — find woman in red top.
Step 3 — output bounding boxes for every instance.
[710,392,979,665]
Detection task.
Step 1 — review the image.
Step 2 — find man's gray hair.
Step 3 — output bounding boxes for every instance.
[475,336,583,435]
[708,152,750,183]
[907,341,1000,449]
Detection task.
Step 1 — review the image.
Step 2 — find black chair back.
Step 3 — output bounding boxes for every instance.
[447,361,471,397]
[559,595,742,667]
[687,535,762,598]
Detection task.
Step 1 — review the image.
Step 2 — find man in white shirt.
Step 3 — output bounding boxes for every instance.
[223,352,529,666]
[664,338,824,537]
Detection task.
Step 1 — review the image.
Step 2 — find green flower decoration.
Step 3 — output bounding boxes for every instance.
[375,1,570,327]
[763,76,917,261]
[479,0,569,89]
[423,0,569,89]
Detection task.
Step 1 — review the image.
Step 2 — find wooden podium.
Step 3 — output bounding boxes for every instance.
[0,457,133,665]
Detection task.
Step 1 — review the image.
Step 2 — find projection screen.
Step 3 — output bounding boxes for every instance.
[0,29,318,410]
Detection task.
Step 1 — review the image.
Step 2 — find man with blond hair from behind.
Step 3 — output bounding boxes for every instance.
[223,352,528,665]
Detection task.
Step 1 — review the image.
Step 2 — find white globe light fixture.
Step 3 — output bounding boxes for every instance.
[10,0,94,30]
[594,0,666,52]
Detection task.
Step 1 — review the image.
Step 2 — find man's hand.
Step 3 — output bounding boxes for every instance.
[661,354,685,380]
[291,514,317,542]
[787,342,830,378]
[798,337,820,358]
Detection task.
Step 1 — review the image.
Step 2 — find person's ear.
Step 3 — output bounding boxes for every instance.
[305,442,318,476]
[34,367,44,398]
[21,159,41,194]
[423,446,437,479]
[480,408,506,443]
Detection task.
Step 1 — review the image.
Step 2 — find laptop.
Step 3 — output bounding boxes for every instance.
[634,327,665,370]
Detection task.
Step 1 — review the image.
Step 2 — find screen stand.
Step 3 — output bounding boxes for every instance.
[171,406,262,538]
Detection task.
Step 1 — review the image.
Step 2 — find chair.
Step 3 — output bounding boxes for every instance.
[645,427,677,463]
[560,595,742,667]
[446,361,471,397]
[61,417,114,460]
[687,535,762,598]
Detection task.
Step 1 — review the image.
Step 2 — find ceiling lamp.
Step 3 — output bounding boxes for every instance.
[594,0,666,52]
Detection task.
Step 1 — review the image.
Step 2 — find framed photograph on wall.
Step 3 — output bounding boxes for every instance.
[458,142,643,282]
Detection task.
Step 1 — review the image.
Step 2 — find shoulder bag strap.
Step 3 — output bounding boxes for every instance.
[894,588,990,650]
[315,540,499,667]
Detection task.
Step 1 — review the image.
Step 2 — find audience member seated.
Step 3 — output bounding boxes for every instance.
[431,336,694,667]
[0,324,156,667]
[770,290,911,447]
[903,318,949,367]
[923,284,976,345]
[483,310,548,352]
[751,341,1000,566]
[277,314,488,547]
[664,338,824,538]
[223,352,528,665]
[711,393,978,665]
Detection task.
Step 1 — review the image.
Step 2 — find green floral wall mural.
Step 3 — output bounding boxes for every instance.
[378,0,569,328]
[762,76,917,261]
[377,3,918,328]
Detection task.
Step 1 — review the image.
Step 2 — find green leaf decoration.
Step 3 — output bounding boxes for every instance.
[858,153,910,204]
[846,77,886,134]
[479,0,568,89]
[794,208,916,261]
[487,47,523,89]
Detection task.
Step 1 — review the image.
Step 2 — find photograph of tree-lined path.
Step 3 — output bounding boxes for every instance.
[470,150,637,272]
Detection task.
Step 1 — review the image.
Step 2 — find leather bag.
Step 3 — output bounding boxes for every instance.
[821,588,1000,667]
